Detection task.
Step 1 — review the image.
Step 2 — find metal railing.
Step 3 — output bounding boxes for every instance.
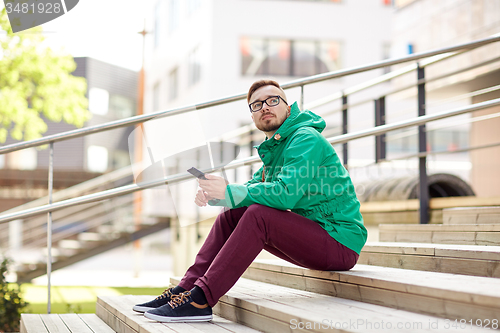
[1,34,500,313]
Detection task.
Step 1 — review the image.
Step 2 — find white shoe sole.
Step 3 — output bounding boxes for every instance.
[133,305,154,313]
[144,312,212,323]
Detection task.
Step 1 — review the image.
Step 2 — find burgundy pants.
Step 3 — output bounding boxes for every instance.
[178,204,359,307]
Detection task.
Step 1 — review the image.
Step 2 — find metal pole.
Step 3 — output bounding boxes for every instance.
[342,94,348,168]
[249,129,254,179]
[300,85,304,110]
[417,64,429,224]
[47,142,54,314]
[375,96,386,163]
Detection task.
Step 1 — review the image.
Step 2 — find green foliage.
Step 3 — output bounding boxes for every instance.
[0,7,90,143]
[0,257,28,333]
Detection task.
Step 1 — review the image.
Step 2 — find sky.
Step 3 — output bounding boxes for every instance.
[19,0,152,71]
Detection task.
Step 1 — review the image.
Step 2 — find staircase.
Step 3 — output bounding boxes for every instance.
[1,166,171,283]
[22,205,499,332]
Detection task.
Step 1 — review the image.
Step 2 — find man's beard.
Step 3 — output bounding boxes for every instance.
[255,114,287,132]
[255,121,282,132]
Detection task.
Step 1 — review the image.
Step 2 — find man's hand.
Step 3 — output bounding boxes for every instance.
[194,189,211,207]
[198,174,229,202]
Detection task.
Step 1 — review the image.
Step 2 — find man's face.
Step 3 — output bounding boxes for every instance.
[249,85,291,135]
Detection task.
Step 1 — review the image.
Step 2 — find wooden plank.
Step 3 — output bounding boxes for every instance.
[96,302,137,333]
[247,260,500,308]
[243,265,499,326]
[78,314,116,333]
[362,242,436,255]
[444,206,500,215]
[362,242,500,261]
[358,252,500,277]
[39,314,71,333]
[226,278,489,332]
[58,314,94,333]
[361,197,500,213]
[21,314,49,333]
[209,315,263,333]
[379,224,500,231]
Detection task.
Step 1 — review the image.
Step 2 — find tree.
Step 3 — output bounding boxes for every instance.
[0,256,28,332]
[0,7,90,144]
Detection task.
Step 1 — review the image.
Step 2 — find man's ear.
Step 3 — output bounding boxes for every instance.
[287,106,291,117]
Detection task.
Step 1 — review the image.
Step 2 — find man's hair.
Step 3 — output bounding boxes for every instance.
[247,79,287,103]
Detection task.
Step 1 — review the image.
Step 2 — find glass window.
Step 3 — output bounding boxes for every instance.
[169,67,179,100]
[241,37,341,77]
[187,0,201,15]
[89,87,109,115]
[292,40,316,77]
[241,37,266,76]
[318,41,341,72]
[169,0,180,33]
[87,145,108,173]
[109,94,135,118]
[154,0,165,48]
[188,47,201,86]
[267,40,291,76]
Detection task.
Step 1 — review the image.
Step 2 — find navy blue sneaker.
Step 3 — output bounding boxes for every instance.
[133,287,176,313]
[144,291,212,322]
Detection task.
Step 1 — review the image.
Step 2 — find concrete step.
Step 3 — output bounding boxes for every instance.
[16,221,170,283]
[168,276,489,332]
[443,206,500,224]
[379,223,500,245]
[96,295,263,333]
[359,242,500,277]
[21,313,114,333]
[241,259,500,323]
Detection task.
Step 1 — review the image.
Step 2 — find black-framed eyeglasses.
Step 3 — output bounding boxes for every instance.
[248,96,288,113]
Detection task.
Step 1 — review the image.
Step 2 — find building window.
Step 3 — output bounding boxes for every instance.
[89,87,109,115]
[169,67,179,100]
[109,94,135,118]
[153,82,161,111]
[188,47,201,86]
[87,145,108,173]
[154,0,165,48]
[241,37,341,77]
[169,0,180,33]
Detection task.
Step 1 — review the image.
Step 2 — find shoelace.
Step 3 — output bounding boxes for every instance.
[168,291,191,309]
[155,287,173,300]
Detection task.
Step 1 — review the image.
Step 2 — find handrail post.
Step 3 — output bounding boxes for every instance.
[375,96,386,163]
[342,94,348,168]
[417,64,429,224]
[47,141,54,313]
[300,85,304,110]
[249,129,254,179]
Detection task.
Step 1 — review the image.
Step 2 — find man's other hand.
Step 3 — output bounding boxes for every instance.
[194,189,211,207]
[198,174,229,202]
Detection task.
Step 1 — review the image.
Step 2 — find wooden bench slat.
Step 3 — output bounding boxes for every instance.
[78,314,116,333]
[171,276,488,333]
[58,314,94,333]
[39,314,71,333]
[21,314,49,333]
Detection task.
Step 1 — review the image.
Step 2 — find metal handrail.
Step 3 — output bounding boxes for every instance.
[1,34,500,155]
[1,97,498,225]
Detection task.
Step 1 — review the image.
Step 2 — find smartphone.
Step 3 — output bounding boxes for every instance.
[187,167,207,180]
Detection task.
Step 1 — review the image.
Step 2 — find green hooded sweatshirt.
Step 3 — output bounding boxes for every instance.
[212,102,367,254]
